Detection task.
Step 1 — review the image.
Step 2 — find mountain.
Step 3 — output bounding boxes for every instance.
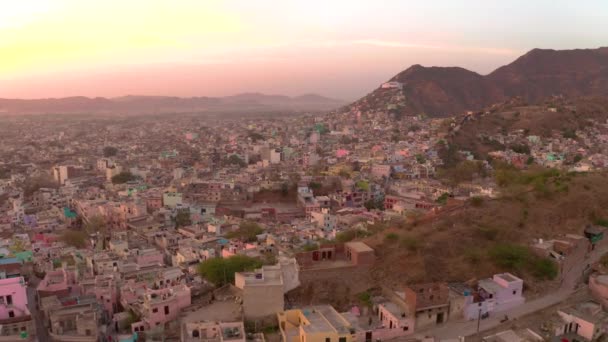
[348,47,608,117]
[0,93,345,115]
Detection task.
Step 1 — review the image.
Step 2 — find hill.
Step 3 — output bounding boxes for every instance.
[0,93,345,115]
[346,47,608,117]
[446,96,608,161]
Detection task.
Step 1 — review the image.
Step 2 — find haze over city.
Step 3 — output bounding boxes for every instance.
[4,2,608,342]
[2,0,607,100]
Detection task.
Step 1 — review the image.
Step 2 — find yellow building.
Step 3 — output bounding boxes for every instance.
[278,305,357,342]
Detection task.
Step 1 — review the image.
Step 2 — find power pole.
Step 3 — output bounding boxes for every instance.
[477,308,481,333]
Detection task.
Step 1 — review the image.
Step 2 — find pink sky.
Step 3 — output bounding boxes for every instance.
[1,0,605,100]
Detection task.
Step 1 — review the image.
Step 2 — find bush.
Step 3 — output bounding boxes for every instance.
[529,258,558,280]
[489,243,557,280]
[357,291,372,307]
[111,171,137,184]
[198,255,263,286]
[470,196,484,207]
[103,146,118,157]
[336,229,370,243]
[401,236,420,252]
[475,226,499,240]
[384,233,399,243]
[488,244,529,270]
[225,222,264,242]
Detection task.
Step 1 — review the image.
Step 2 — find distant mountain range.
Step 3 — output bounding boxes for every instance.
[348,47,608,117]
[0,93,345,115]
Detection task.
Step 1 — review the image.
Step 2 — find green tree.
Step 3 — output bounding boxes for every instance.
[175,210,192,228]
[227,155,246,167]
[111,172,137,184]
[103,146,118,157]
[225,222,264,242]
[197,255,263,286]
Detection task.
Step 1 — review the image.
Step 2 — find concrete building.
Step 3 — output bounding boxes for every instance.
[0,277,34,340]
[181,321,245,342]
[234,259,299,319]
[278,305,356,342]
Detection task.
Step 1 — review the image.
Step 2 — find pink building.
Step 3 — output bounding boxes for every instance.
[0,277,34,339]
[463,273,525,320]
[554,301,606,340]
[589,273,608,307]
[134,248,164,268]
[131,285,191,331]
[336,149,350,158]
[377,301,415,335]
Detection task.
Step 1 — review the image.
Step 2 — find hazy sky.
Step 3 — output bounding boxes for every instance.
[1,0,607,100]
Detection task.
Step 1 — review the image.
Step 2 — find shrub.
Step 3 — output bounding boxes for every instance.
[475,226,499,240]
[336,229,370,243]
[529,258,558,280]
[225,222,264,242]
[384,233,399,243]
[111,171,137,184]
[488,243,529,270]
[198,255,263,286]
[401,236,420,252]
[470,196,484,207]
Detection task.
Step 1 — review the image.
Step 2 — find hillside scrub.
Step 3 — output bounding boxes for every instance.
[488,243,558,280]
[198,255,263,286]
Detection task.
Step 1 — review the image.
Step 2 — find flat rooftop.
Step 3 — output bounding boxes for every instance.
[345,241,373,253]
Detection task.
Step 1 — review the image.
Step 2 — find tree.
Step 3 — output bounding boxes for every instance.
[175,211,191,228]
[225,222,264,242]
[415,154,426,164]
[227,155,246,168]
[61,230,88,248]
[111,172,137,184]
[197,255,263,286]
[103,146,118,157]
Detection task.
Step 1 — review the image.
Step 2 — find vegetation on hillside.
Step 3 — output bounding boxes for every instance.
[197,255,263,286]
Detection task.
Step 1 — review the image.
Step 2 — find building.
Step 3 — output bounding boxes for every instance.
[550,301,608,341]
[278,305,357,342]
[130,285,191,330]
[234,259,300,319]
[461,273,525,321]
[0,277,34,340]
[181,321,245,342]
[403,282,449,329]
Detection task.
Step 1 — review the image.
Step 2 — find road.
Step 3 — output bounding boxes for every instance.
[410,239,608,340]
[26,275,49,342]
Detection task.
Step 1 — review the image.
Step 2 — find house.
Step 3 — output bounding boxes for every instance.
[130,284,191,331]
[589,273,608,307]
[295,242,374,269]
[403,282,449,329]
[0,277,34,340]
[234,259,300,319]
[460,273,525,320]
[181,320,246,342]
[278,305,357,342]
[376,297,415,336]
[550,301,608,341]
[44,296,101,342]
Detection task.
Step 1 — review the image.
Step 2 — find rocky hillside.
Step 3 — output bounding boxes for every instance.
[347,47,608,117]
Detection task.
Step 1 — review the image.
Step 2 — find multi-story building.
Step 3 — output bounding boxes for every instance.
[0,277,35,340]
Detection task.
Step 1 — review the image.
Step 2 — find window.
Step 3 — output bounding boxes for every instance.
[339,338,346,342]
[192,330,200,337]
[512,290,517,295]
[164,306,169,315]
[152,308,158,313]
[403,326,409,331]
[8,311,14,318]
[6,295,12,305]
[326,338,331,342]
[86,329,91,336]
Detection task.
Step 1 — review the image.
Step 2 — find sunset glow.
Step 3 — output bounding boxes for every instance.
[1,0,606,99]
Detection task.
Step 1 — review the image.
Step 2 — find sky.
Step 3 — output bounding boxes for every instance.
[0,0,607,100]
